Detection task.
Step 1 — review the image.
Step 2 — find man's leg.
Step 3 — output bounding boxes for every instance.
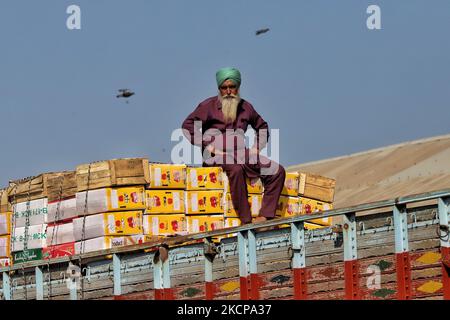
[243,151,286,221]
[222,164,252,224]
[259,163,286,219]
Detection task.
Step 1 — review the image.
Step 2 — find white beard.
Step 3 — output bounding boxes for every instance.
[219,93,241,124]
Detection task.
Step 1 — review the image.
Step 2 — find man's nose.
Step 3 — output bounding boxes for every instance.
[226,88,232,95]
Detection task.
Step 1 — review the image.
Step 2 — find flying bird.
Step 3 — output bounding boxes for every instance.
[255,28,270,36]
[116,89,135,98]
[116,89,135,104]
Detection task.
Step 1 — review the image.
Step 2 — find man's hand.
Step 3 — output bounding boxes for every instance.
[206,144,226,156]
[249,147,259,156]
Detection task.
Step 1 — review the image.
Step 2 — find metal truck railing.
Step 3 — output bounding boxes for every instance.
[1,188,449,300]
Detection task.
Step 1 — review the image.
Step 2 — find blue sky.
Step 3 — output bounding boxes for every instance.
[1,0,449,186]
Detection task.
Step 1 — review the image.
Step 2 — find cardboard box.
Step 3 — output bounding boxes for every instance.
[185,191,225,214]
[149,164,187,189]
[46,171,77,202]
[186,167,224,190]
[76,158,150,192]
[8,171,74,203]
[0,235,10,258]
[0,188,11,213]
[216,218,242,239]
[46,222,75,246]
[223,175,263,194]
[224,217,241,228]
[42,242,75,260]
[11,224,47,252]
[187,215,224,234]
[276,196,301,218]
[225,193,262,218]
[13,249,43,263]
[0,212,12,235]
[143,214,188,236]
[299,197,333,226]
[298,172,336,203]
[12,198,48,228]
[282,172,300,197]
[72,211,143,241]
[75,235,152,255]
[146,190,185,214]
[47,197,78,223]
[76,187,146,216]
[0,258,11,267]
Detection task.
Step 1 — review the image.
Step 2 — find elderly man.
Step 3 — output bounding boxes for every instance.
[182,67,286,225]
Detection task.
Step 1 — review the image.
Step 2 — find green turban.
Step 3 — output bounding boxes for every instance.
[216,67,241,88]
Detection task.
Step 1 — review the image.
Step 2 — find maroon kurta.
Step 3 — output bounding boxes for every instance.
[182,96,286,224]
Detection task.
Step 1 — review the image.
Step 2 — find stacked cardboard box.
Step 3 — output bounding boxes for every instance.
[74,188,147,254]
[222,174,263,234]
[73,158,151,254]
[144,164,188,237]
[185,167,226,233]
[0,211,12,267]
[8,175,53,264]
[45,171,78,260]
[0,189,12,266]
[277,172,336,229]
[0,157,338,264]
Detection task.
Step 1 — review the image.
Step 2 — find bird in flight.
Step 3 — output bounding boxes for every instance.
[116,89,135,98]
[255,28,270,36]
[116,89,135,103]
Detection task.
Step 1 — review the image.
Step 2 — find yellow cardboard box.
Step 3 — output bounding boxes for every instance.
[73,211,144,240]
[0,257,11,267]
[224,174,263,194]
[105,211,143,235]
[76,186,146,215]
[186,167,224,190]
[224,217,241,228]
[282,172,300,197]
[149,164,187,189]
[187,215,224,234]
[221,217,242,238]
[0,212,12,236]
[225,193,262,218]
[299,197,333,226]
[276,196,301,218]
[185,191,225,214]
[143,214,188,236]
[146,190,185,214]
[112,186,147,211]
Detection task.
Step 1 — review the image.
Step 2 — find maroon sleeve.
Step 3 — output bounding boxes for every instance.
[249,105,269,151]
[182,102,210,148]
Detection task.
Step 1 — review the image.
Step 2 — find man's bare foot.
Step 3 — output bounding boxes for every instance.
[252,216,268,223]
[252,216,275,232]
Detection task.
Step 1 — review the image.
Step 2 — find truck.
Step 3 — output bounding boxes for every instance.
[1,134,450,300]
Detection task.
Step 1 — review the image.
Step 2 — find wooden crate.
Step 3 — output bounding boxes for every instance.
[8,172,73,204]
[46,171,77,202]
[76,158,150,192]
[297,172,336,203]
